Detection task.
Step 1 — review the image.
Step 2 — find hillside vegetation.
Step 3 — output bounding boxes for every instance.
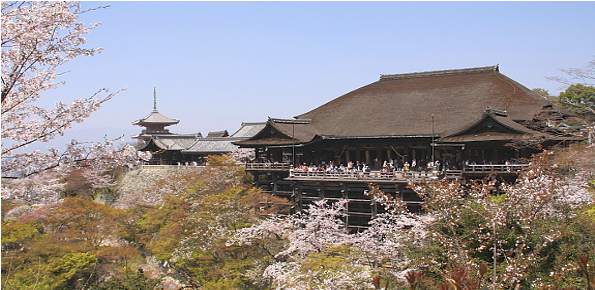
[2,149,594,289]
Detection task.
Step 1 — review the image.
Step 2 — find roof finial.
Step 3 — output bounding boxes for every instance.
[153,87,157,112]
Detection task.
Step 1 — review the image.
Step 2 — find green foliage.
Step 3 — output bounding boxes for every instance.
[135,194,189,261]
[48,252,98,289]
[280,244,373,289]
[401,149,595,289]
[133,155,286,288]
[88,269,161,290]
[585,204,595,222]
[1,198,147,290]
[302,244,362,271]
[200,277,244,290]
[1,220,40,244]
[3,252,97,290]
[490,193,508,205]
[553,84,595,116]
[532,87,551,98]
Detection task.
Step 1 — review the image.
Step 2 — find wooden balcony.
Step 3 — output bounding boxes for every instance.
[463,164,529,174]
[245,163,292,172]
[287,170,439,183]
[138,164,205,170]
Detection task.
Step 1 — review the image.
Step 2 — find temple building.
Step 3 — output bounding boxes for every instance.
[132,88,265,165]
[132,67,582,229]
[234,65,582,229]
[235,65,578,166]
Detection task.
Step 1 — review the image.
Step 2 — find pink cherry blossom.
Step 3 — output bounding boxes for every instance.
[2,2,148,204]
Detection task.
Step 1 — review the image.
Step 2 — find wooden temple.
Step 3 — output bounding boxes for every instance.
[233,66,582,229]
[130,67,582,229]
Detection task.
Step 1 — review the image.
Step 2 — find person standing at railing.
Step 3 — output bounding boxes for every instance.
[382,161,389,173]
[426,161,434,172]
[363,164,371,173]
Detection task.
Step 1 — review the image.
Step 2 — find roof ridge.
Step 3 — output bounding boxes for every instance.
[380,65,499,80]
[269,117,311,124]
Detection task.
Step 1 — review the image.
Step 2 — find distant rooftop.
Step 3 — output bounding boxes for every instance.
[231,122,267,138]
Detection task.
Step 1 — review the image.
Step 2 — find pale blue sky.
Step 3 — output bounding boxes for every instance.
[34,1,595,150]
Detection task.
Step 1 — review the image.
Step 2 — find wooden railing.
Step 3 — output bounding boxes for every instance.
[445,170,463,180]
[138,163,529,178]
[289,170,439,182]
[463,164,529,173]
[245,163,292,171]
[139,164,205,170]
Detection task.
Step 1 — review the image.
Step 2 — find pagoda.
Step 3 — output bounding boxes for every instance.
[131,88,263,165]
[132,88,180,141]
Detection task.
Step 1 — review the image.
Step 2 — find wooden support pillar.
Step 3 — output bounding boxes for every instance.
[427,144,432,161]
[345,200,350,230]
[371,196,378,218]
[318,183,324,199]
[272,173,278,194]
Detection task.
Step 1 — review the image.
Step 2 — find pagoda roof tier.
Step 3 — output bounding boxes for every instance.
[133,110,180,126]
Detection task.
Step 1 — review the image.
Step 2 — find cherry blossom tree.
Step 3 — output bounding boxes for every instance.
[364,148,595,288]
[547,57,595,145]
[231,147,255,164]
[1,2,147,204]
[548,56,595,86]
[229,199,376,289]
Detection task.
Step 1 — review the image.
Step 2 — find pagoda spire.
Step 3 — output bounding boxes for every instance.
[153,87,158,112]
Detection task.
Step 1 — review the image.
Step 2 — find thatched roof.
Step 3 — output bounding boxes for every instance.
[297,65,549,137]
[237,65,564,146]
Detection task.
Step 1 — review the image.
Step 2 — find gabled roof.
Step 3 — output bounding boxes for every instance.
[142,135,243,154]
[183,137,244,154]
[152,135,200,151]
[233,118,316,147]
[140,122,266,154]
[231,122,267,138]
[438,109,549,143]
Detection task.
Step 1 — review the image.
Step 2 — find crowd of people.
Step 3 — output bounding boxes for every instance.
[291,159,452,174]
[252,157,526,173]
